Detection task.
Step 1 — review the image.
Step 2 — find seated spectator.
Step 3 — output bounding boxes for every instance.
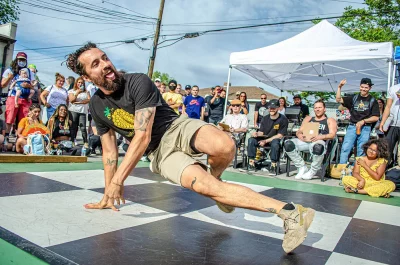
[343,139,395,197]
[218,99,248,135]
[40,73,69,120]
[284,100,337,180]
[10,68,37,107]
[246,99,288,174]
[47,104,74,146]
[15,104,43,154]
[182,85,205,120]
[162,80,183,114]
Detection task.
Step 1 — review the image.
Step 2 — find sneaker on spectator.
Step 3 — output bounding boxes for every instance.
[294,166,308,179]
[278,203,315,253]
[269,162,277,176]
[302,169,317,180]
[261,167,269,172]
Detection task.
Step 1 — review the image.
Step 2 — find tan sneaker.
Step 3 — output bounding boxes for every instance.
[278,203,315,253]
[215,201,235,213]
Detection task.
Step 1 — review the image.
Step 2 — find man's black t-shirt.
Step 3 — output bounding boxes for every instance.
[342,94,379,123]
[89,73,178,153]
[296,103,310,119]
[206,97,225,120]
[254,102,269,124]
[259,114,288,138]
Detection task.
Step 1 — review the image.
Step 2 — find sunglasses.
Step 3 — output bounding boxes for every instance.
[261,97,267,99]
[232,104,241,107]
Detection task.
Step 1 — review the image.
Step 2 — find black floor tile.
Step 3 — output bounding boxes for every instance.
[48,216,331,265]
[334,218,400,265]
[0,173,81,197]
[130,167,165,182]
[91,182,216,214]
[260,188,361,217]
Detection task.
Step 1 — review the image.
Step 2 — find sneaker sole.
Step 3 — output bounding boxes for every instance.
[216,201,235,213]
[283,206,316,253]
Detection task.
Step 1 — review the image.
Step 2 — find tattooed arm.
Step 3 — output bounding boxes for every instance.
[100,129,118,189]
[110,107,155,187]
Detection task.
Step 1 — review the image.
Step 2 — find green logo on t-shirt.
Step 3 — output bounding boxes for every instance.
[104,107,135,136]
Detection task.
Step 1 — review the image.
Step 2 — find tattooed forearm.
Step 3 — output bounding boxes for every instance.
[106,158,117,166]
[266,208,277,214]
[191,177,197,189]
[135,107,155,132]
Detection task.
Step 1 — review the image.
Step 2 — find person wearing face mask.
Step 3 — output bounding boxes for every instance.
[1,52,36,137]
[68,76,91,147]
[40,73,69,120]
[336,78,380,163]
[162,80,183,114]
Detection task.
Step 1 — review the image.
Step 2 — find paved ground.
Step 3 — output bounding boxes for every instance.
[0,159,399,265]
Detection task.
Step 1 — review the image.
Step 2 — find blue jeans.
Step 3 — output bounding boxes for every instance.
[46,106,56,120]
[339,124,371,164]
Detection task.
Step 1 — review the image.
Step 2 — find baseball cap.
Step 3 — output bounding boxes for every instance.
[185,85,191,90]
[293,94,301,99]
[230,99,241,105]
[28,64,37,72]
[360,78,373,86]
[268,99,279,108]
[168,80,177,86]
[235,91,241,95]
[16,52,27,60]
[155,78,161,82]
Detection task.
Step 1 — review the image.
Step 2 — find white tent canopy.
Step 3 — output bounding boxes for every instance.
[229,20,394,93]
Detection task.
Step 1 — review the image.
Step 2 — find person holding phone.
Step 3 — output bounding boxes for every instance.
[207,85,225,124]
[68,77,90,146]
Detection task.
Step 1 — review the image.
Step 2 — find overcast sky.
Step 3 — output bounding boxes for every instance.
[13,0,365,96]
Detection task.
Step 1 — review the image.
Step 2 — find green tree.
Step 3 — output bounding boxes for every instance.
[0,0,19,24]
[152,71,174,84]
[289,91,336,106]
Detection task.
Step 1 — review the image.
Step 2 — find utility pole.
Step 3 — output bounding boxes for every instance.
[147,0,165,79]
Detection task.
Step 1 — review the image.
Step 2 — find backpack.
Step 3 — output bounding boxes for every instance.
[386,167,400,190]
[23,133,50,155]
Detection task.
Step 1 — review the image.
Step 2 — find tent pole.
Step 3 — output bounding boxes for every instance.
[387,60,393,91]
[223,66,232,118]
[392,62,397,86]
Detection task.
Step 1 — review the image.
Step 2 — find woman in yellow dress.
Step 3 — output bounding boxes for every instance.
[343,139,396,198]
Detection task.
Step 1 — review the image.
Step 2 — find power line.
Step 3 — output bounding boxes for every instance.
[328,0,366,4]
[101,0,156,20]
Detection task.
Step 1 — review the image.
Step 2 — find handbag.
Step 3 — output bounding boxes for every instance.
[329,164,353,179]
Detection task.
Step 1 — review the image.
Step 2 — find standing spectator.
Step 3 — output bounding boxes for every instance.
[380,83,400,166]
[1,52,35,136]
[9,68,36,107]
[182,85,191,107]
[235,91,241,100]
[0,108,5,151]
[176,84,182,95]
[254,93,269,127]
[336,78,380,163]
[293,94,310,119]
[154,78,161,91]
[40,73,69,120]
[246,99,288,174]
[66,76,75,90]
[27,64,41,104]
[159,82,166,94]
[375,98,386,138]
[239,92,249,115]
[278,97,287,115]
[162,80,183,114]
[207,86,225,124]
[220,90,226,99]
[204,87,216,122]
[182,85,205,120]
[68,77,90,146]
[86,82,98,135]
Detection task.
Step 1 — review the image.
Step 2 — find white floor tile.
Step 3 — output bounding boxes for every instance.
[326,253,388,265]
[0,190,176,247]
[30,170,155,189]
[354,201,400,227]
[183,206,351,251]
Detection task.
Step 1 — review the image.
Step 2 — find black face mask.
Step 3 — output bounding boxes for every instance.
[169,86,176,91]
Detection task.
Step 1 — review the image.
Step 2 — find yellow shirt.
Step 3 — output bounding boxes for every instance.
[162,92,183,114]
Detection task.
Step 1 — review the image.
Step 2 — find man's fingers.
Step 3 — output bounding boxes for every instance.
[84,203,102,209]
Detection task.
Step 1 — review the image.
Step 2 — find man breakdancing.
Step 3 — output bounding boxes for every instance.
[66,42,315,253]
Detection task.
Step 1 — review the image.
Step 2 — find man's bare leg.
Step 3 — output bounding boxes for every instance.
[192,126,236,179]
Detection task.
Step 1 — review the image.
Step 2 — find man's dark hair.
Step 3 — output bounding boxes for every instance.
[362,139,390,160]
[66,42,97,76]
[314,99,325,108]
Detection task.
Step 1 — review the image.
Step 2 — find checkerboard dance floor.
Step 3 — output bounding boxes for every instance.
[0,167,399,265]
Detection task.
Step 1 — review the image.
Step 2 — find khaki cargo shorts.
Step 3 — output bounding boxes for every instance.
[148,115,210,186]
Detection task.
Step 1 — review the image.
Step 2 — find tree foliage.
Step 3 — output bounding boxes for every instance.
[0,0,19,24]
[152,71,174,84]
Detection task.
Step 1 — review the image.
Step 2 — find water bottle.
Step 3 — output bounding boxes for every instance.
[3,137,8,152]
[81,145,87,156]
